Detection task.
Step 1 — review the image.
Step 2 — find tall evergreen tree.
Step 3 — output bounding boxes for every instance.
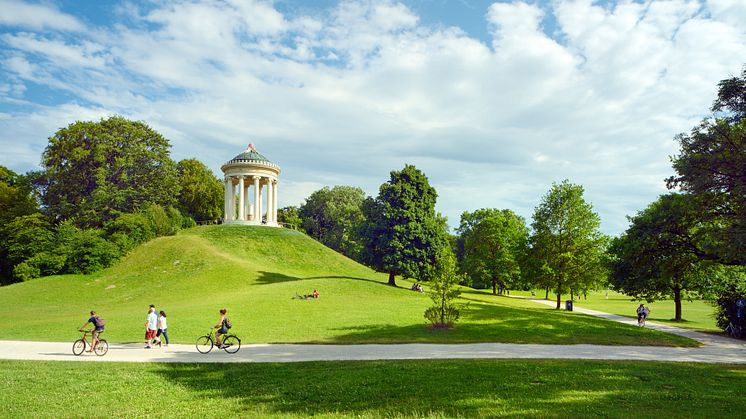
[360,165,447,286]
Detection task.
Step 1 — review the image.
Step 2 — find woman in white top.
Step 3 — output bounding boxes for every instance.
[157,311,169,347]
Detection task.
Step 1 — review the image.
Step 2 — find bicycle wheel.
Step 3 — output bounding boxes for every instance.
[94,339,109,356]
[734,325,743,339]
[196,335,213,354]
[222,335,241,354]
[72,339,86,356]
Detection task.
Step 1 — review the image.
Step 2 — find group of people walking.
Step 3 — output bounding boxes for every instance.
[145,304,168,348]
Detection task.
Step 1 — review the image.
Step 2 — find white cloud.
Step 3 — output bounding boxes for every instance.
[0,0,83,31]
[1,0,745,234]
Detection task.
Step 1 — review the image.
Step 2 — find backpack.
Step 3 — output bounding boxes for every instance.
[93,316,105,328]
[224,317,232,329]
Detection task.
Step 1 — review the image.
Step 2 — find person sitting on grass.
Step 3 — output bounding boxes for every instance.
[214,308,229,348]
[80,310,105,352]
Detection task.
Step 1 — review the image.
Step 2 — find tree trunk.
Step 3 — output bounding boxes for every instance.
[556,293,561,310]
[492,277,497,295]
[545,287,549,300]
[570,289,574,301]
[388,272,396,287]
[674,286,682,321]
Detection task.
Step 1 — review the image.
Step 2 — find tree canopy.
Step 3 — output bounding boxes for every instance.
[460,209,528,294]
[299,186,366,261]
[667,67,746,266]
[38,116,180,227]
[609,193,718,321]
[176,158,223,222]
[529,180,608,308]
[360,165,448,286]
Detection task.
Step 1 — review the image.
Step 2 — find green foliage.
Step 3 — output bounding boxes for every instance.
[360,165,448,286]
[667,67,746,266]
[609,194,718,321]
[460,208,528,294]
[0,166,37,225]
[176,158,223,221]
[104,212,157,251]
[277,206,303,230]
[38,116,180,228]
[3,214,55,268]
[299,186,365,260]
[424,249,464,327]
[529,180,608,308]
[711,269,746,330]
[142,203,182,237]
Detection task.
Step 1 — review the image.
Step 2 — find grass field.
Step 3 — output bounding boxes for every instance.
[0,226,695,347]
[511,289,720,332]
[2,359,745,418]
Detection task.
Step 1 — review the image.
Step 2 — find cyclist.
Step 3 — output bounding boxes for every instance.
[636,304,650,326]
[214,308,230,348]
[80,310,105,352]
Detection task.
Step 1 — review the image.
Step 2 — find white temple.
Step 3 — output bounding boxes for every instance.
[220,144,280,226]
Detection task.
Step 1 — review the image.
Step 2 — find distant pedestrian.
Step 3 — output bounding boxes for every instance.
[145,304,158,348]
[636,304,650,326]
[157,310,169,347]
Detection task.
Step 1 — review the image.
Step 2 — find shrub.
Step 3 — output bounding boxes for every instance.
[104,212,156,250]
[12,261,40,282]
[181,216,197,229]
[424,249,465,328]
[64,229,121,274]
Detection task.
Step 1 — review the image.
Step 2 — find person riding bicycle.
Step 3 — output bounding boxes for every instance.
[214,308,231,348]
[80,310,105,352]
[636,304,650,325]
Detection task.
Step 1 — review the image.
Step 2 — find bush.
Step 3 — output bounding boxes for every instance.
[142,204,182,237]
[12,261,40,282]
[181,216,197,229]
[104,213,156,251]
[64,229,121,274]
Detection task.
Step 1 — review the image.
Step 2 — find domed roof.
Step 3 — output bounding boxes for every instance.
[227,144,272,164]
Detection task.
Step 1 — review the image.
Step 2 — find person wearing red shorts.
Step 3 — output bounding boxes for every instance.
[145,304,158,348]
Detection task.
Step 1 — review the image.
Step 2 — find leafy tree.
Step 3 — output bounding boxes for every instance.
[610,194,721,321]
[38,116,180,227]
[529,180,608,309]
[666,67,746,266]
[176,158,223,222]
[460,209,528,294]
[277,206,303,230]
[299,186,366,260]
[1,214,55,283]
[424,249,464,328]
[360,165,448,286]
[0,166,37,225]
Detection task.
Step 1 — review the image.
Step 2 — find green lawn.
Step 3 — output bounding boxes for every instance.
[2,359,745,418]
[512,289,720,332]
[0,226,695,347]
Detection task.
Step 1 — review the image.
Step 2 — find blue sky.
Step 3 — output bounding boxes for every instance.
[1,0,745,234]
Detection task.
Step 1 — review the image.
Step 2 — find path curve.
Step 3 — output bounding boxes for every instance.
[1,301,744,364]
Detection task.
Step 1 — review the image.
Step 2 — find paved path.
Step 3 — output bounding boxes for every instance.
[1,300,744,364]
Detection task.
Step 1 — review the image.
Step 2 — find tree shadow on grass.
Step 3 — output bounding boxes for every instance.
[323,303,697,347]
[151,360,746,417]
[255,272,390,288]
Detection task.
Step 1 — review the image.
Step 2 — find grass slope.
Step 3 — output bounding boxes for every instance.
[0,226,694,346]
[3,360,746,418]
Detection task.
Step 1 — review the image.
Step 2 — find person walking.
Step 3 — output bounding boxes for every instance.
[156,310,169,347]
[145,305,158,348]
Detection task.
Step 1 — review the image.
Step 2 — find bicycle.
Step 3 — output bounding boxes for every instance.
[72,329,108,356]
[725,321,743,339]
[195,328,241,354]
[638,315,647,327]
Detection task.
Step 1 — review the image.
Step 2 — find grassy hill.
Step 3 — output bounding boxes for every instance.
[0,225,695,346]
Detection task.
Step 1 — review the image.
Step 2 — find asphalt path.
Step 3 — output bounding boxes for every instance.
[1,300,744,364]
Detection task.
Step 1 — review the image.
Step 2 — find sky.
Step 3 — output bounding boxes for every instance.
[1,0,745,235]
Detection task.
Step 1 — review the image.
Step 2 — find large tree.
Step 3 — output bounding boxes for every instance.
[460,209,528,295]
[666,67,746,266]
[360,165,448,286]
[529,180,608,309]
[0,167,39,283]
[299,186,366,260]
[38,116,180,227]
[609,194,718,321]
[176,158,223,222]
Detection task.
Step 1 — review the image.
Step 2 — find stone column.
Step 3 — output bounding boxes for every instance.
[272,180,278,224]
[267,179,274,224]
[253,176,260,224]
[224,177,231,222]
[258,180,264,223]
[238,176,245,221]
[244,183,250,221]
